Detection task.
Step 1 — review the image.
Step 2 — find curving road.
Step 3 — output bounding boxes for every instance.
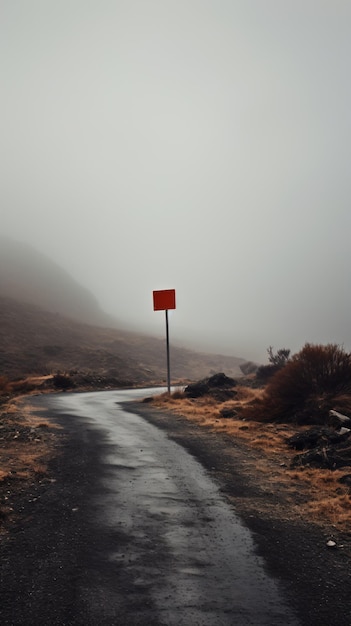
[1,389,301,625]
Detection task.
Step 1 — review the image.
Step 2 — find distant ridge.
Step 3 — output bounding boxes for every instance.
[0,237,245,383]
[0,296,244,382]
[0,237,114,326]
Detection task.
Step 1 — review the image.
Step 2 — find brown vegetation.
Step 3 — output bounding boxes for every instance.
[0,396,59,532]
[150,372,351,532]
[3,340,351,538]
[242,344,351,424]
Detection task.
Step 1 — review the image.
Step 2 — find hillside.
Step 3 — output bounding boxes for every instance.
[0,237,114,327]
[0,237,245,384]
[0,296,244,384]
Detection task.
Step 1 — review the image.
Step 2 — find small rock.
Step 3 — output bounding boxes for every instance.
[184,373,236,399]
[329,410,351,425]
[338,474,351,487]
[326,540,337,548]
[219,407,238,419]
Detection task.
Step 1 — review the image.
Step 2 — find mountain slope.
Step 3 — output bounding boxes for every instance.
[0,237,245,383]
[0,237,113,326]
[0,296,244,383]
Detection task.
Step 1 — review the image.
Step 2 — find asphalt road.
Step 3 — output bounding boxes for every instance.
[0,388,301,625]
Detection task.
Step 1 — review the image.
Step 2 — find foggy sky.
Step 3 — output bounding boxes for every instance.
[1,1,350,362]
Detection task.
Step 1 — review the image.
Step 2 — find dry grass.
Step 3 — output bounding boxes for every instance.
[285,468,351,528]
[0,396,60,533]
[153,387,295,455]
[0,442,48,480]
[151,388,351,531]
[6,396,59,428]
[0,376,54,408]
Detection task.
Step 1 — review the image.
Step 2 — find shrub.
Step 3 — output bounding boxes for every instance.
[256,347,290,382]
[256,363,282,382]
[52,373,75,390]
[267,346,291,367]
[243,344,351,424]
[239,361,258,376]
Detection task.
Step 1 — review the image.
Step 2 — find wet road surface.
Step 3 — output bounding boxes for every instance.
[33,388,300,626]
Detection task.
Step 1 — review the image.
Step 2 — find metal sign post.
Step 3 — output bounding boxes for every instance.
[153,289,176,394]
[165,309,171,394]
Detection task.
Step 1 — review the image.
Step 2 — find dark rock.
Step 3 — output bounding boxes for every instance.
[184,381,209,398]
[219,407,238,419]
[338,474,351,487]
[291,449,333,469]
[184,373,236,399]
[52,374,76,390]
[329,410,351,428]
[287,427,350,451]
[208,389,237,403]
[207,373,237,387]
[291,440,351,470]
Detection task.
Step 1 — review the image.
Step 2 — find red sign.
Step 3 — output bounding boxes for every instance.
[153,289,176,311]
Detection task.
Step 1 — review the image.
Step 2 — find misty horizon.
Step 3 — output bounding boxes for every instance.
[1,1,350,363]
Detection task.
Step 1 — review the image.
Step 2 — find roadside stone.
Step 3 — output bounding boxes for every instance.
[208,388,237,402]
[184,373,236,399]
[291,441,351,470]
[219,407,238,419]
[329,410,351,428]
[287,427,350,451]
[338,474,351,489]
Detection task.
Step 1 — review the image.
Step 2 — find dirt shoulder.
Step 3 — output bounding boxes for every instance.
[0,396,62,536]
[126,400,351,626]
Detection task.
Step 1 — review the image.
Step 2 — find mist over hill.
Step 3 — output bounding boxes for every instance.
[0,296,244,382]
[0,238,245,383]
[0,237,115,327]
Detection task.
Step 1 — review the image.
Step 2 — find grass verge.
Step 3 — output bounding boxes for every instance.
[0,395,60,534]
[150,388,351,533]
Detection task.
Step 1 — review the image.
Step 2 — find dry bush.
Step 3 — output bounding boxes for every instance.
[52,373,75,390]
[243,344,351,424]
[256,347,291,382]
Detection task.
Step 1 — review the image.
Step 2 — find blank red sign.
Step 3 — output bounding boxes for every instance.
[153,289,176,311]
